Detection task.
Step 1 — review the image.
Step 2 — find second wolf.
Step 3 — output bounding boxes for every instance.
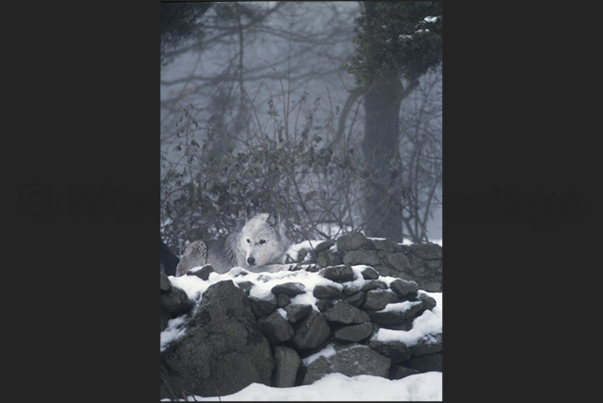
[176,210,292,276]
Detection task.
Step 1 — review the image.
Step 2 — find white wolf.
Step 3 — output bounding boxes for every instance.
[176,210,313,276]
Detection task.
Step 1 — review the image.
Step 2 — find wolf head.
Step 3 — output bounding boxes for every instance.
[240,209,289,267]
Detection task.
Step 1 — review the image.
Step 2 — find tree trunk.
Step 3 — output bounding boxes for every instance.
[362,80,404,242]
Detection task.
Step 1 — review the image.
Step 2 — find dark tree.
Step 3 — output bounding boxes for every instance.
[346,1,442,241]
[160,2,212,66]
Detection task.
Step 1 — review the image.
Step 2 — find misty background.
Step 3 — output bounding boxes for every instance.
[160,2,442,254]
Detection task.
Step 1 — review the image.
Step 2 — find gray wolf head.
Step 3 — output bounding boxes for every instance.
[240,209,289,267]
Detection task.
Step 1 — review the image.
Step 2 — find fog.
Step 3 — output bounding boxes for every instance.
[160,2,442,245]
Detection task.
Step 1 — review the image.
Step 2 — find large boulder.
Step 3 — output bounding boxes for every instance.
[387,252,411,272]
[333,322,374,342]
[249,294,277,319]
[273,346,302,388]
[160,284,193,316]
[159,233,442,398]
[302,343,391,385]
[371,301,424,330]
[343,250,381,266]
[409,333,443,356]
[313,284,343,299]
[336,232,375,252]
[160,272,193,332]
[409,243,442,260]
[282,304,313,324]
[271,282,306,296]
[316,247,343,268]
[406,352,442,372]
[257,310,295,343]
[389,279,419,299]
[390,365,420,380]
[323,300,371,324]
[368,339,412,364]
[405,244,442,292]
[362,289,399,311]
[319,265,355,283]
[160,280,274,400]
[291,310,331,350]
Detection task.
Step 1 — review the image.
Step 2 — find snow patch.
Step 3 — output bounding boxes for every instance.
[378,300,422,313]
[160,269,442,400]
[287,240,323,262]
[247,269,336,306]
[161,372,443,401]
[160,315,188,352]
[302,343,337,366]
[398,238,442,246]
[168,274,210,302]
[372,291,442,346]
[277,308,288,320]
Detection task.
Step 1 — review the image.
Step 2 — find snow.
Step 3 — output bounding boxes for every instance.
[160,315,188,352]
[288,238,341,262]
[168,272,211,302]
[162,267,442,350]
[378,300,422,313]
[277,307,288,320]
[289,291,321,308]
[286,240,318,262]
[372,291,442,346]
[160,372,442,401]
[400,238,442,246]
[160,241,442,400]
[246,269,338,308]
[302,343,337,366]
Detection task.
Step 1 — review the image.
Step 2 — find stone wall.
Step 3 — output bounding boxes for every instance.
[296,232,442,292]
[160,241,442,400]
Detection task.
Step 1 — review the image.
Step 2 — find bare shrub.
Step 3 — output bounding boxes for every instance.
[160,78,368,254]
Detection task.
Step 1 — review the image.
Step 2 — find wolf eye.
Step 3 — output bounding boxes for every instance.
[246,239,251,243]
[259,240,266,245]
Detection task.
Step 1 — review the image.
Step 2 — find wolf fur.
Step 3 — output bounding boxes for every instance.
[176,210,297,276]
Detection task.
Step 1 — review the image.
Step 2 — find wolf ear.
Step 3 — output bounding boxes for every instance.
[267,209,279,226]
[245,205,254,221]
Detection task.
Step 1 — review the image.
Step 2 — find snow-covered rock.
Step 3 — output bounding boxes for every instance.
[160,280,274,400]
[160,235,442,400]
[292,231,442,291]
[301,343,391,385]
